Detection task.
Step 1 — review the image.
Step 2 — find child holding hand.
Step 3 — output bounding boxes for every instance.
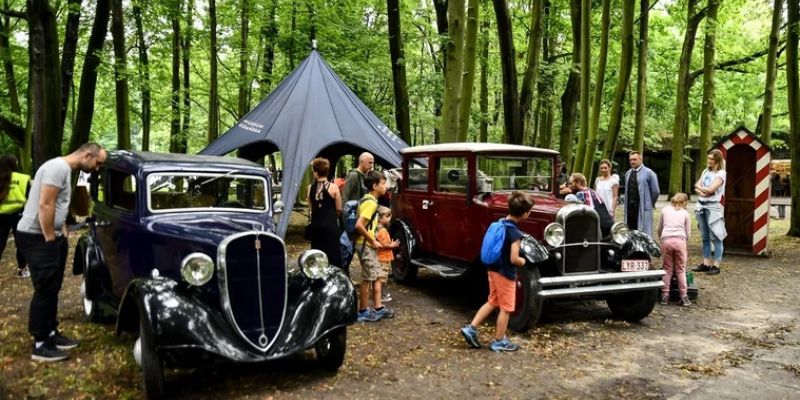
[375,206,399,302]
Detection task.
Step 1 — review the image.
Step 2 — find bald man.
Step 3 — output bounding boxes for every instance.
[343,152,374,202]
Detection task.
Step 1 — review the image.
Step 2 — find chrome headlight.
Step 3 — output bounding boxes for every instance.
[298,249,329,279]
[611,222,631,245]
[180,253,214,286]
[544,223,564,247]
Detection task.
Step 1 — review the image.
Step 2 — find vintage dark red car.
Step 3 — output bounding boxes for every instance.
[389,143,664,331]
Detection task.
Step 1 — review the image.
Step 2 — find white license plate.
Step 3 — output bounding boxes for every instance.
[621,260,650,272]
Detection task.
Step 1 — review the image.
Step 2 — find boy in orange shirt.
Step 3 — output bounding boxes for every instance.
[375,206,399,302]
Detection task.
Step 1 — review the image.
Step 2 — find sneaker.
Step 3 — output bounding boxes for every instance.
[375,306,395,319]
[489,336,519,352]
[16,268,30,278]
[31,341,69,362]
[460,324,481,349]
[660,293,669,305]
[692,264,711,272]
[680,296,692,307]
[51,331,79,350]
[706,266,720,275]
[381,293,393,303]
[357,309,381,322]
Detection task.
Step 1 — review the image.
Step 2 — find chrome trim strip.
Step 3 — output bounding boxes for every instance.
[538,280,664,298]
[217,230,288,353]
[539,270,665,286]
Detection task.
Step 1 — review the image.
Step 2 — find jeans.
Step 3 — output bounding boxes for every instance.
[696,208,723,263]
[0,212,26,269]
[16,232,68,341]
[661,237,688,295]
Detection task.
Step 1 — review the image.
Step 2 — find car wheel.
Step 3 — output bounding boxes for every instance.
[391,228,418,284]
[508,266,544,332]
[80,251,102,323]
[137,316,166,399]
[606,289,658,322]
[315,327,347,372]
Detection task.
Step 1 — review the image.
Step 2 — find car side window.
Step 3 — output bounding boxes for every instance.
[108,169,137,212]
[435,156,468,194]
[406,157,429,191]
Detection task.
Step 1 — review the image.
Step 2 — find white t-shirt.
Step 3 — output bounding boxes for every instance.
[700,169,726,203]
[594,175,619,214]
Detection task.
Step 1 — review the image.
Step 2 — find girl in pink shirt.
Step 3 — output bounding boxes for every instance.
[657,193,691,306]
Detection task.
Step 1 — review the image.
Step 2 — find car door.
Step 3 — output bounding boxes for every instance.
[397,156,433,253]
[429,154,473,261]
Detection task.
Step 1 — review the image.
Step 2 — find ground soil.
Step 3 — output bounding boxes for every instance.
[1,215,800,399]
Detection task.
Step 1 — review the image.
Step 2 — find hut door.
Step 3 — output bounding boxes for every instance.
[724,145,756,250]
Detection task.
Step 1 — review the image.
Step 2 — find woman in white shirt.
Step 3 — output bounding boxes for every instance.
[594,159,619,219]
[692,149,727,276]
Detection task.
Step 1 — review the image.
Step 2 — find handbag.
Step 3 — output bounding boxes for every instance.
[589,191,613,236]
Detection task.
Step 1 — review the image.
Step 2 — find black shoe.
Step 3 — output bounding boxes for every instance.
[31,342,69,362]
[692,264,711,272]
[706,266,720,275]
[51,331,79,350]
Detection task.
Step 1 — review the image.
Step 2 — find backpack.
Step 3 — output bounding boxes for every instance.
[340,197,379,269]
[480,219,513,266]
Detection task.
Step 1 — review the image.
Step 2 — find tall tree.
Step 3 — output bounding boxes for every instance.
[440,0,465,142]
[478,7,490,143]
[787,0,800,236]
[537,0,555,149]
[238,0,250,118]
[59,0,80,131]
[181,0,193,150]
[667,0,706,195]
[133,1,151,151]
[169,7,182,153]
[27,0,61,168]
[387,0,411,144]
[559,0,581,165]
[632,0,649,153]
[493,0,522,144]
[573,0,591,174]
[0,3,22,145]
[259,0,278,96]
[69,0,110,153]
[456,0,479,142]
[582,0,610,175]
[697,0,720,180]
[758,0,784,143]
[519,0,543,145]
[208,0,219,144]
[600,0,635,167]
[110,0,131,150]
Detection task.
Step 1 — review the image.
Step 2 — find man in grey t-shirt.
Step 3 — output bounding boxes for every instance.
[17,143,106,362]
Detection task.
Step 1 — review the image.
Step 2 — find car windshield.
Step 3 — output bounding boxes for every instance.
[147,172,268,212]
[477,155,553,192]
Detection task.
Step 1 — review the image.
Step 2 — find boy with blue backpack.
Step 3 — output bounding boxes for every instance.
[461,191,533,352]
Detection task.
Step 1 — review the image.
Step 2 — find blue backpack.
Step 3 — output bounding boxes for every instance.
[480,219,513,266]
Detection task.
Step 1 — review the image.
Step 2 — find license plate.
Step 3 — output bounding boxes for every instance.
[621,259,650,272]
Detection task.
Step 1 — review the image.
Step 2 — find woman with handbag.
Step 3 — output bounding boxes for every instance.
[307,158,343,268]
[569,172,614,237]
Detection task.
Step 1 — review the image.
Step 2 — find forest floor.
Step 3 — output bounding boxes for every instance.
[1,214,800,399]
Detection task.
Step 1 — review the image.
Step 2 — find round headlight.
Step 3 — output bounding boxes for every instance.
[298,249,329,279]
[544,223,564,247]
[180,253,214,286]
[611,222,631,245]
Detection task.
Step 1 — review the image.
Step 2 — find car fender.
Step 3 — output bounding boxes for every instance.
[72,234,98,275]
[390,219,418,256]
[520,234,550,264]
[622,230,661,258]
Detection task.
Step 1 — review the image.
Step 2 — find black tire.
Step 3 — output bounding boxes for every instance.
[315,327,347,372]
[508,266,544,332]
[391,227,418,284]
[139,316,166,400]
[606,289,658,322]
[80,250,102,323]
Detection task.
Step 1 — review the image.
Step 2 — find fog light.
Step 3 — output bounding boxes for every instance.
[554,252,562,260]
[608,249,615,257]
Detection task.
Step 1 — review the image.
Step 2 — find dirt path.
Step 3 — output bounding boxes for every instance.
[1,227,800,399]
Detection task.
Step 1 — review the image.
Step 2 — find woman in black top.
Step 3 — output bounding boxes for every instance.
[307,158,343,267]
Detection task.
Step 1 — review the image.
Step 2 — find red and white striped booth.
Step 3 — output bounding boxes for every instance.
[713,127,771,255]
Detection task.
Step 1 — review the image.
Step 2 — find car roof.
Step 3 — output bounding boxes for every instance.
[107,150,267,173]
[400,143,559,156]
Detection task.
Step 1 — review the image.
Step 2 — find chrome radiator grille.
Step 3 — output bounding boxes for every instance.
[562,212,601,274]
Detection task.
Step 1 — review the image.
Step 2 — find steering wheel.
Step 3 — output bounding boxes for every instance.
[219,200,246,209]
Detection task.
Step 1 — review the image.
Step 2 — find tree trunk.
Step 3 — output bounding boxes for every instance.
[519,0,543,145]
[59,0,80,131]
[537,0,554,149]
[787,0,800,236]
[600,0,635,165]
[387,0,411,144]
[759,0,783,143]
[559,0,581,166]
[697,0,719,180]
[133,1,151,151]
[432,0,448,143]
[169,12,182,153]
[479,9,489,143]
[208,0,219,144]
[456,0,479,142]
[69,0,110,153]
[181,0,193,152]
[0,1,20,119]
[573,0,591,174]
[667,0,704,196]
[288,0,296,69]
[492,0,522,144]
[440,0,465,143]
[28,0,61,169]
[111,0,131,150]
[582,0,610,175]
[238,0,250,118]
[259,0,278,97]
[632,0,649,153]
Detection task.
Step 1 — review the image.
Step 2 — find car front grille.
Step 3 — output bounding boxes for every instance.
[562,211,600,274]
[218,231,286,352]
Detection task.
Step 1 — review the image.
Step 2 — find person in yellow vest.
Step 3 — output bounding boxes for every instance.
[0,154,31,278]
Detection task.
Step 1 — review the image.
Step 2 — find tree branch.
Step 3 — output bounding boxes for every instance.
[634,0,660,25]
[0,115,24,145]
[547,52,572,62]
[0,9,25,19]
[689,42,784,83]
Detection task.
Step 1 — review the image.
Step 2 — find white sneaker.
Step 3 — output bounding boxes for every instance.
[17,268,30,278]
[381,293,393,303]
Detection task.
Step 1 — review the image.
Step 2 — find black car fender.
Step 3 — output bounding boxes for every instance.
[389,219,418,256]
[621,230,662,259]
[520,234,550,264]
[72,234,98,275]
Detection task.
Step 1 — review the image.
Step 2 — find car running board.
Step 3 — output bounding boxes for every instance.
[411,258,467,278]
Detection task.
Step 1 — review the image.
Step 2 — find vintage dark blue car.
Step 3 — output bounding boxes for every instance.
[72,151,356,399]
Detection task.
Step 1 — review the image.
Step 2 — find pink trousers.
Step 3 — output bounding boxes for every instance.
[661,237,687,295]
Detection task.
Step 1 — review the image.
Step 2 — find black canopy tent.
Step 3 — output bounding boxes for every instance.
[200,50,408,236]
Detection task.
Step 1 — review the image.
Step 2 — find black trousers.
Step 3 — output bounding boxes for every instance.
[0,212,26,269]
[16,232,68,342]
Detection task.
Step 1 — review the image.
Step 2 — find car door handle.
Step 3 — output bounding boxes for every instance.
[96,220,111,227]
[422,200,433,209]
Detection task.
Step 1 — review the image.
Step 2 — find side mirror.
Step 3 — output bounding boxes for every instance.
[273,200,284,214]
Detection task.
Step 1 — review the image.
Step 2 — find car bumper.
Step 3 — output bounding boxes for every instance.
[537,270,665,299]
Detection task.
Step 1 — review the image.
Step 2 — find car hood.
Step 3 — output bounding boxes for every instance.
[145,214,273,247]
[483,191,564,214]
